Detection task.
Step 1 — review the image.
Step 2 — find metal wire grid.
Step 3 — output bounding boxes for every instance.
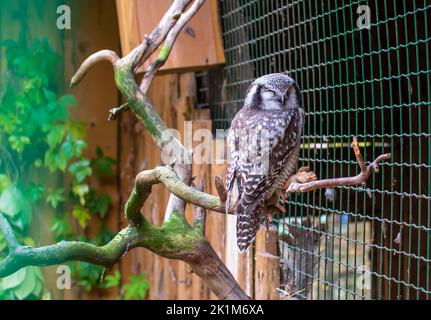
[207,0,431,299]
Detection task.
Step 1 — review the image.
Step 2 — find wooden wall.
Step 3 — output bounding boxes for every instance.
[0,0,279,300]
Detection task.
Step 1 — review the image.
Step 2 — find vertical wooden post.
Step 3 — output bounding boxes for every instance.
[254,226,280,300]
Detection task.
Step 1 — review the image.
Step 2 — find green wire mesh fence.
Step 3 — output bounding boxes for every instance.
[199,0,431,299]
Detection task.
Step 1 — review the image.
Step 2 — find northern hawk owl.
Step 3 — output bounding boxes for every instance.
[226,73,304,252]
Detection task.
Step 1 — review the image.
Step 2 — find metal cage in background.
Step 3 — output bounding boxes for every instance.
[198,0,431,299]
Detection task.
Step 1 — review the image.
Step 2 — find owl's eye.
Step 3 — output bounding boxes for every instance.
[264,89,275,95]
[262,89,276,99]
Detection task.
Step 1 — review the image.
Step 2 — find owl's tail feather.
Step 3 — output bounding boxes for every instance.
[236,199,263,253]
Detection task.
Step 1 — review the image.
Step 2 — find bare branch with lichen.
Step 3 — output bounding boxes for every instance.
[286,138,391,193]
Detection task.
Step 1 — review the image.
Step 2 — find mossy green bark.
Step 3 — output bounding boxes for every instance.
[138,211,204,256]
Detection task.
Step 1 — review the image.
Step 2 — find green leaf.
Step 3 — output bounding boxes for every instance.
[46,101,57,112]
[52,104,68,122]
[0,175,12,193]
[122,273,150,300]
[8,135,30,153]
[73,206,91,229]
[46,188,65,209]
[32,278,43,297]
[43,89,56,102]
[27,183,45,203]
[0,187,32,229]
[91,156,116,179]
[96,146,104,158]
[47,125,65,148]
[69,160,92,183]
[2,268,26,290]
[31,107,50,127]
[74,140,87,157]
[72,184,90,205]
[14,267,37,300]
[34,267,44,282]
[33,159,43,168]
[59,95,77,107]
[56,137,75,171]
[89,193,111,218]
[22,237,35,247]
[51,215,73,240]
[0,187,26,219]
[65,121,86,140]
[80,190,112,219]
[104,271,121,288]
[44,149,57,172]
[73,262,104,291]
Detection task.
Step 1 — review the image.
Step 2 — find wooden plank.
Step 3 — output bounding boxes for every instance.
[115,0,140,55]
[207,158,227,299]
[254,226,280,300]
[116,0,225,73]
[191,120,213,300]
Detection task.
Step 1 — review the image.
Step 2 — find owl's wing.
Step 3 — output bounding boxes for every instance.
[235,108,303,252]
[226,113,242,214]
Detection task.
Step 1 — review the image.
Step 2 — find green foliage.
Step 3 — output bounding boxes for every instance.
[0,37,119,299]
[92,147,116,179]
[122,273,150,300]
[103,271,121,288]
[97,271,150,300]
[71,261,105,292]
[0,267,44,300]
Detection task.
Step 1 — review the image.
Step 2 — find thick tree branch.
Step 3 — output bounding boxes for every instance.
[0,216,140,278]
[0,177,248,299]
[136,0,205,222]
[129,166,229,222]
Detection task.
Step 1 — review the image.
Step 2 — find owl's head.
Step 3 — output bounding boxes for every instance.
[243,73,302,111]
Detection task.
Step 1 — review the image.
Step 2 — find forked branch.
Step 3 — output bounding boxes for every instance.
[287,138,391,193]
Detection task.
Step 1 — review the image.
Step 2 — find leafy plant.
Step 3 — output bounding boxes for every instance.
[121,273,150,300]
[98,271,150,300]
[103,271,121,288]
[0,267,44,300]
[0,36,117,299]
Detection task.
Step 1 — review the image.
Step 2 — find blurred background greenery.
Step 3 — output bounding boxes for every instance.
[0,0,149,300]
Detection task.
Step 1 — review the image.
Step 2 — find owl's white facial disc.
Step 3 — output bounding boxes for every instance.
[259,88,283,110]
